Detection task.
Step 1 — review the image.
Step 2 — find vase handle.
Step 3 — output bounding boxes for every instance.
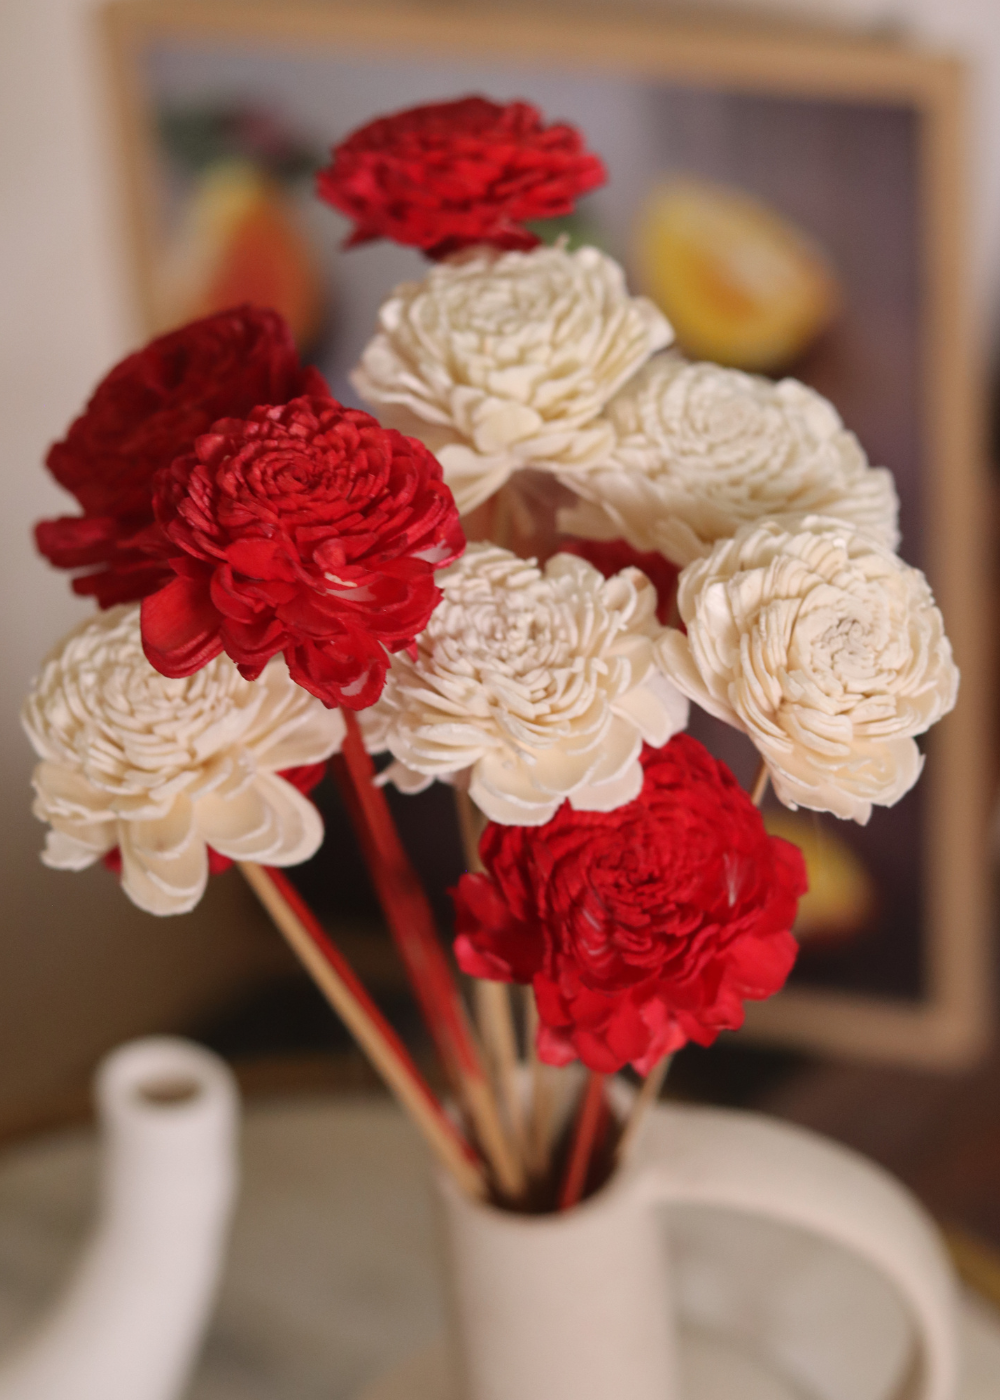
[635,1103,958,1400]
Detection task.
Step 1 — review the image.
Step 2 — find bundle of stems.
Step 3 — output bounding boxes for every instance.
[238,706,732,1208]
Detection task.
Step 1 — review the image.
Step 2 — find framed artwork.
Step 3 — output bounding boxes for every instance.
[100,0,993,1067]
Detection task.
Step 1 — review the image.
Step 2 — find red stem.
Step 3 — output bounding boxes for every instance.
[260,865,480,1170]
[331,710,485,1089]
[558,1072,608,1211]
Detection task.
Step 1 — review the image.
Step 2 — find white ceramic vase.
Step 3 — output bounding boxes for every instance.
[0,1037,239,1400]
[436,1094,959,1400]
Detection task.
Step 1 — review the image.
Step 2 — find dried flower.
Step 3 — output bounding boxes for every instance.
[35,306,327,607]
[362,543,687,824]
[140,395,464,709]
[22,606,344,916]
[352,243,672,515]
[657,516,959,822]
[452,736,806,1073]
[317,95,606,258]
[560,355,900,565]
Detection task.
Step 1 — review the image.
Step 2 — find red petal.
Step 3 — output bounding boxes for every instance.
[141,575,223,677]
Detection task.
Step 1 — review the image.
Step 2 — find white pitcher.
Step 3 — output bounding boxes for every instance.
[438,1095,958,1400]
[0,1037,239,1400]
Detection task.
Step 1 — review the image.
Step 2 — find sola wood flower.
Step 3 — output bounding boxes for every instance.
[452,736,807,1073]
[352,243,673,515]
[316,96,606,259]
[362,543,688,825]
[22,606,344,916]
[140,394,464,709]
[35,307,326,607]
[658,517,959,823]
[560,355,900,565]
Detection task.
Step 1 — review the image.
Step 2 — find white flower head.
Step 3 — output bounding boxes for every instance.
[23,606,345,915]
[351,243,673,516]
[362,543,689,825]
[560,355,900,565]
[657,516,958,823]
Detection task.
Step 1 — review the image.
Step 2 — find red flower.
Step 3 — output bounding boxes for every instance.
[35,306,326,607]
[452,736,806,1073]
[140,395,464,709]
[317,96,606,259]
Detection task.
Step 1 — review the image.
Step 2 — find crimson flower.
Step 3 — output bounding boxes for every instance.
[140,395,465,709]
[452,736,806,1074]
[35,306,326,607]
[316,96,606,259]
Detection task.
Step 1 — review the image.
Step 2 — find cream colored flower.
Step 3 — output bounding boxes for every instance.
[362,543,688,824]
[351,244,673,516]
[22,606,344,915]
[657,517,958,823]
[560,355,900,565]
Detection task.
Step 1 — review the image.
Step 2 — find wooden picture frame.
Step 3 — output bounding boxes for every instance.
[99,0,993,1068]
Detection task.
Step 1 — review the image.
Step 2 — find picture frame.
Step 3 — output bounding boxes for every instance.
[99,0,993,1068]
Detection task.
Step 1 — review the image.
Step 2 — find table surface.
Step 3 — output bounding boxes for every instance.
[0,1095,998,1400]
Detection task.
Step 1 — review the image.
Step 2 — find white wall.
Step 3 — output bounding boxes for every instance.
[0,0,287,1128]
[1,0,997,1115]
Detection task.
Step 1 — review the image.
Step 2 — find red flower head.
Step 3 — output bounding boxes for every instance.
[316,96,606,259]
[452,736,806,1074]
[35,306,327,607]
[140,394,465,709]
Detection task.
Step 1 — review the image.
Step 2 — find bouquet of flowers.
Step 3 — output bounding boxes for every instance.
[25,96,958,1209]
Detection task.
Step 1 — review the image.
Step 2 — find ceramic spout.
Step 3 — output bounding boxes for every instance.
[0,1037,239,1400]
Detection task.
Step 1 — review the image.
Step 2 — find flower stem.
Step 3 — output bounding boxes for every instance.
[333,713,525,1200]
[558,1072,608,1210]
[455,788,527,1163]
[614,1056,672,1167]
[238,862,486,1200]
[750,758,770,807]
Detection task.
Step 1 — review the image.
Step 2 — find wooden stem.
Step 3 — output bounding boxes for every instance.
[334,714,525,1200]
[614,1056,672,1167]
[558,1072,608,1211]
[474,980,526,1153]
[238,862,486,1200]
[455,788,527,1158]
[750,758,771,807]
[525,991,553,1181]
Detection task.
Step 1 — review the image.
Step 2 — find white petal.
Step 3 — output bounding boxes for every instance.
[569,760,644,812]
[611,675,689,748]
[41,828,109,871]
[119,826,209,916]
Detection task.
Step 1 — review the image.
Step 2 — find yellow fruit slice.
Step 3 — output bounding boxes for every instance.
[763,808,876,946]
[158,160,326,350]
[634,178,839,372]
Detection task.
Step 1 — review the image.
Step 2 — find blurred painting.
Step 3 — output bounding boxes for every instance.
[103,1,989,1067]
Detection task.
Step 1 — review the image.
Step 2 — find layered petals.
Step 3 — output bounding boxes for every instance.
[361,543,688,824]
[452,736,807,1073]
[22,605,344,915]
[317,96,606,257]
[560,354,900,565]
[352,243,673,515]
[36,306,327,606]
[140,395,464,708]
[657,516,959,822]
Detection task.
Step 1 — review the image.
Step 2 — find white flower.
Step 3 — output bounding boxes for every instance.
[22,606,344,916]
[362,543,688,825]
[656,517,958,823]
[560,355,900,565]
[351,244,673,516]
